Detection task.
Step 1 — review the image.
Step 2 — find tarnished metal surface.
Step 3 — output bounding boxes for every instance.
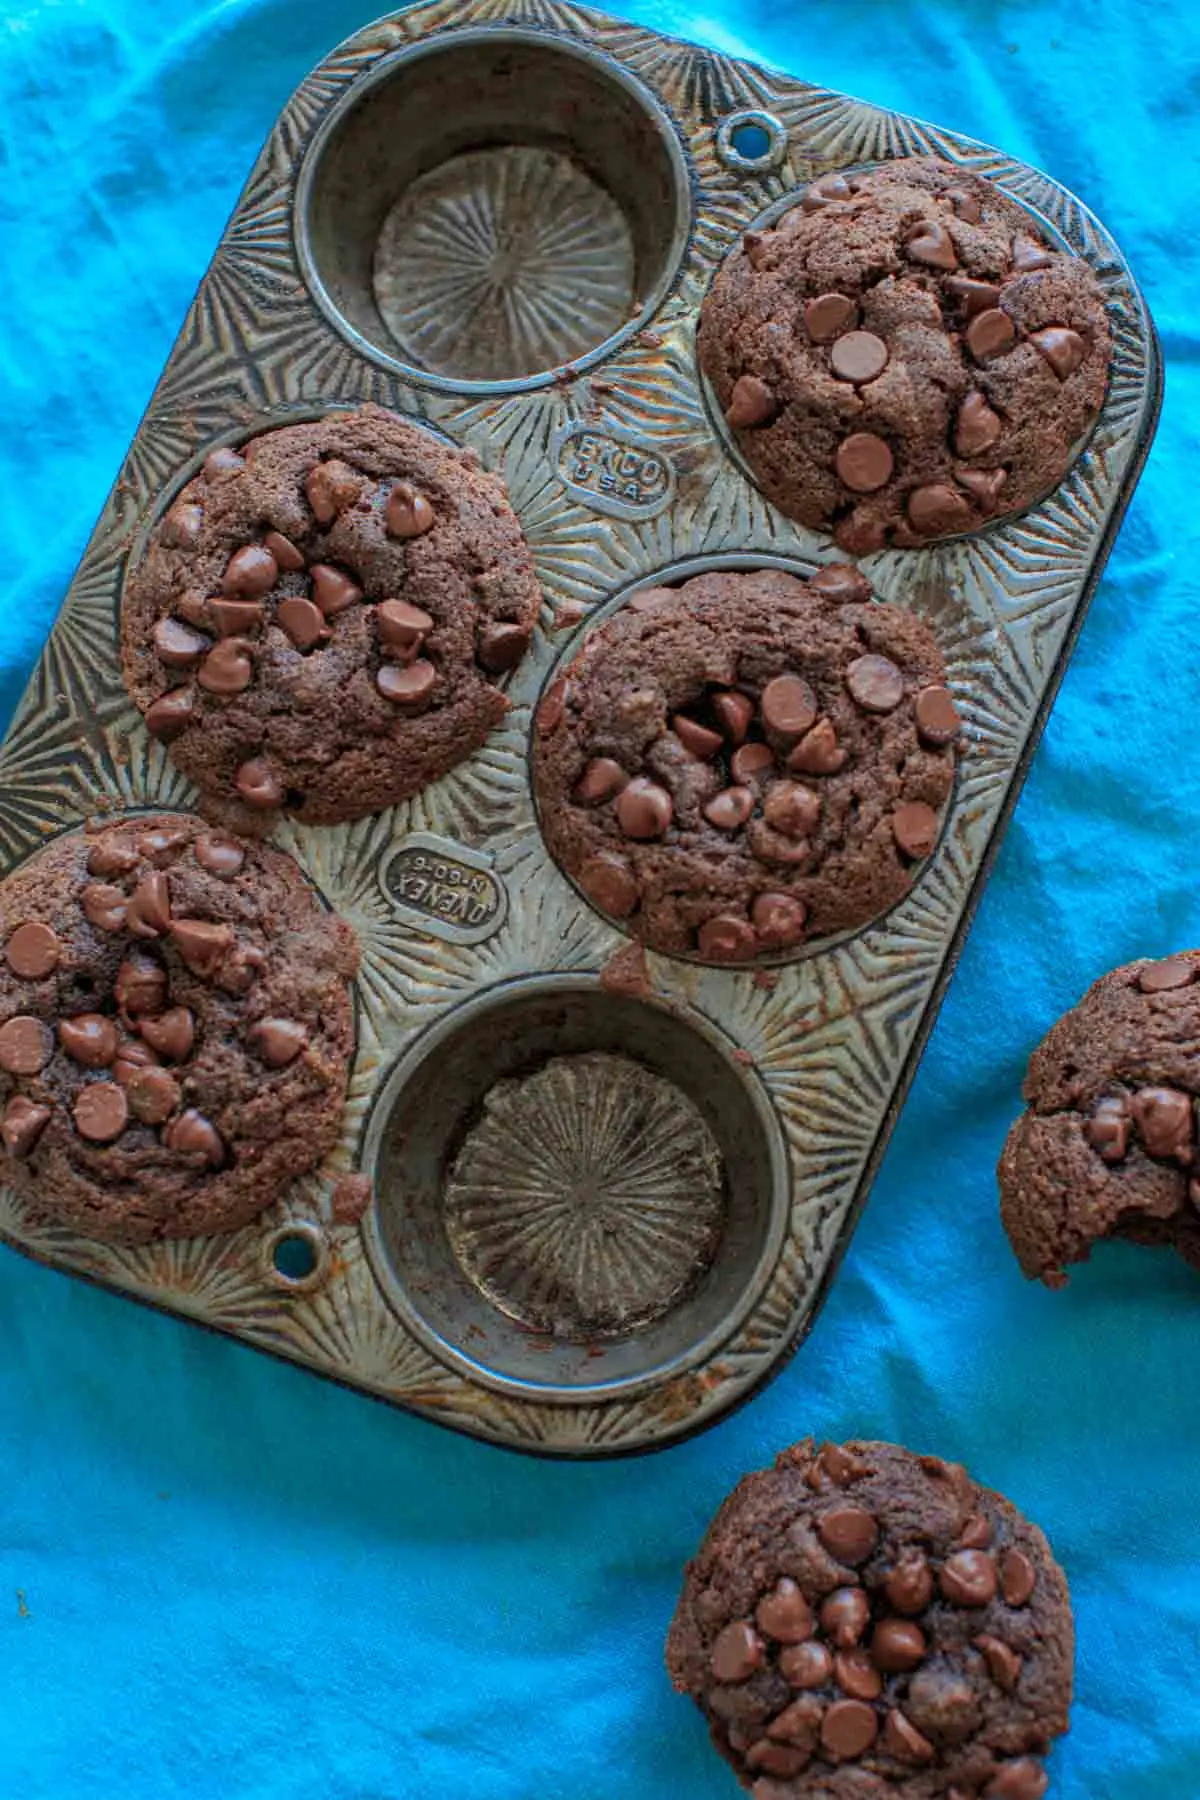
[0,0,1159,1455]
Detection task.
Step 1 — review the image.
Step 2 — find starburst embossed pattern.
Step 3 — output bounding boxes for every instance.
[444,1053,725,1336]
[0,0,1159,1455]
[374,147,635,381]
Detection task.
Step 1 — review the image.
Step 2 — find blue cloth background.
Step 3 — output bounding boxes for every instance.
[0,1,1196,1795]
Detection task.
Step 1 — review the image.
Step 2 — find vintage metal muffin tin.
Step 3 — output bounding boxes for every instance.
[0,0,1159,1455]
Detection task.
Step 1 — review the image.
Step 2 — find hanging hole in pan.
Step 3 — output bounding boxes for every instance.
[716,110,788,175]
[295,29,693,392]
[264,1223,327,1293]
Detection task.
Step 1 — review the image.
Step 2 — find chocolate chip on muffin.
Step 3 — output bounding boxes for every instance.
[667,1438,1072,1800]
[122,405,542,829]
[999,951,1200,1286]
[699,157,1110,551]
[533,566,958,961]
[0,816,357,1241]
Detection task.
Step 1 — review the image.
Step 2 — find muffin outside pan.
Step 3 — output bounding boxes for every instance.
[699,156,1111,553]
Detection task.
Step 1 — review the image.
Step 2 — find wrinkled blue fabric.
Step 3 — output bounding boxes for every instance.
[0,2,1196,1796]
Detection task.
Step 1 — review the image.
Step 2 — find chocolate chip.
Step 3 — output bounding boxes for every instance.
[616,778,673,840]
[835,1648,882,1700]
[765,1695,822,1746]
[1138,957,1194,992]
[761,675,818,739]
[805,293,858,341]
[87,839,139,878]
[574,758,628,805]
[807,564,873,602]
[998,1548,1037,1607]
[235,758,283,809]
[1084,1096,1130,1162]
[1,1095,52,1158]
[755,1578,814,1644]
[59,1014,119,1068]
[789,719,847,776]
[846,654,904,713]
[817,1505,878,1564]
[138,828,190,860]
[536,680,566,737]
[820,1586,869,1647]
[915,686,961,746]
[154,617,210,669]
[731,743,776,785]
[203,447,244,479]
[310,564,362,617]
[198,639,254,697]
[907,482,973,536]
[985,1759,1048,1800]
[974,1633,1022,1692]
[958,1512,994,1549]
[1030,326,1086,379]
[1132,1085,1194,1161]
[264,530,305,572]
[1011,233,1053,272]
[5,922,60,979]
[752,892,808,950]
[145,687,196,740]
[249,1018,307,1068]
[140,1007,195,1062]
[946,277,1003,315]
[0,1016,53,1074]
[210,598,265,637]
[966,308,1016,361]
[478,622,530,673]
[763,781,820,839]
[113,1038,159,1085]
[713,691,755,745]
[385,480,435,539]
[939,1549,997,1606]
[945,186,982,224]
[802,173,851,211]
[377,661,437,705]
[955,391,1003,456]
[222,545,278,600]
[905,220,957,270]
[780,1640,832,1688]
[578,852,639,919]
[674,715,724,760]
[956,467,1007,511]
[871,1619,926,1672]
[836,433,893,493]
[161,501,203,548]
[276,597,328,650]
[170,918,233,979]
[704,786,755,831]
[73,1081,128,1144]
[830,330,888,384]
[725,374,778,430]
[882,1708,934,1763]
[885,1552,933,1614]
[305,458,362,524]
[710,1620,764,1683]
[126,872,172,939]
[126,1067,182,1125]
[892,802,939,860]
[115,953,167,1019]
[744,1741,808,1778]
[164,1108,225,1167]
[821,1698,877,1760]
[697,915,758,962]
[626,586,675,614]
[194,833,245,879]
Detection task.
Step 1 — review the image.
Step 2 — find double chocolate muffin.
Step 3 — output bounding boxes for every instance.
[668,1438,1073,1799]
[0,816,357,1242]
[122,405,542,829]
[533,566,958,961]
[699,157,1110,552]
[999,951,1200,1287]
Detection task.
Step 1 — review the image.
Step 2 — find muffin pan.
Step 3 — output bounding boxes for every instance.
[0,1,1159,1455]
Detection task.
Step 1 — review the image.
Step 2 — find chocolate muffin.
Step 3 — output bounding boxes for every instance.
[532,566,958,961]
[698,157,1110,552]
[667,1438,1073,1800]
[121,405,542,829]
[0,815,357,1242]
[999,951,1200,1287]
